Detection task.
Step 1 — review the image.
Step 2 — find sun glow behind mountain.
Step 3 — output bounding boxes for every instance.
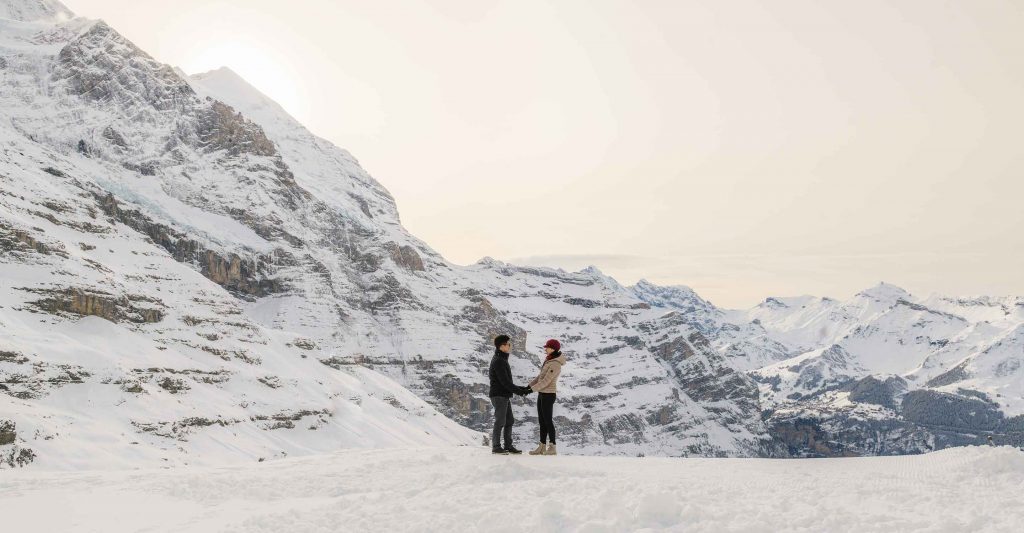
[179,40,305,122]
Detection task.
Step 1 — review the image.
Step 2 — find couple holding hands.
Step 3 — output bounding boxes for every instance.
[488,335,566,456]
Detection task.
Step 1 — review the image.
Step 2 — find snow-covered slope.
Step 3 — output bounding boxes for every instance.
[0,129,480,469]
[0,0,72,22]
[3,445,1022,532]
[2,0,1022,469]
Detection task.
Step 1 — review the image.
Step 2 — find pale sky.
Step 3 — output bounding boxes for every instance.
[61,0,1024,308]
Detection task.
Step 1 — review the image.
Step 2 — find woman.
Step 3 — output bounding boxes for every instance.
[528,339,566,455]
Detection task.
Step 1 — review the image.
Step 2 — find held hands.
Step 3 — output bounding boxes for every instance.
[518,386,534,396]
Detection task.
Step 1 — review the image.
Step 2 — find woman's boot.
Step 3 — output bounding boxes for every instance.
[528,443,547,455]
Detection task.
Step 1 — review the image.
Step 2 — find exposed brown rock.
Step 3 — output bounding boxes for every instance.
[457,295,528,354]
[196,101,277,157]
[121,382,145,393]
[25,287,164,323]
[0,354,91,400]
[292,338,317,350]
[1,446,35,468]
[258,376,282,389]
[0,223,66,256]
[423,374,492,429]
[646,404,677,426]
[365,274,421,311]
[157,377,188,394]
[0,351,29,364]
[102,125,128,148]
[384,242,425,271]
[0,420,15,445]
[251,409,331,430]
[93,192,287,298]
[132,417,238,440]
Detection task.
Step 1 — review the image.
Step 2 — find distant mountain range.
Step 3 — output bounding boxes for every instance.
[2,0,1021,468]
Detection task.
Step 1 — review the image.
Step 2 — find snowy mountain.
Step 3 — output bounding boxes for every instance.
[1,2,479,468]
[0,1,775,468]
[744,283,1024,456]
[0,0,71,23]
[2,0,1022,468]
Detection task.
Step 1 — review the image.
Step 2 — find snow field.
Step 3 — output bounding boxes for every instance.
[2,445,1022,532]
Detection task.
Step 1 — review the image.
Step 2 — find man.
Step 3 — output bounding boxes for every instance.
[489,334,532,455]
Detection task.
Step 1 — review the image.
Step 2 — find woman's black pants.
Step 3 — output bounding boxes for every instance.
[537,392,557,444]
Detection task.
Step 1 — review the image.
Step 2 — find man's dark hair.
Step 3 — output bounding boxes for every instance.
[494,335,511,348]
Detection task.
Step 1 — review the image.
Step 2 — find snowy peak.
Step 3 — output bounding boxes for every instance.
[760,297,789,309]
[577,265,627,292]
[475,256,504,267]
[630,279,721,335]
[189,67,291,119]
[189,58,405,229]
[755,295,822,310]
[855,281,910,304]
[632,279,706,307]
[0,0,72,22]
[191,65,247,86]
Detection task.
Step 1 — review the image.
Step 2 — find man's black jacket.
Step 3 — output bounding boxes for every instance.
[488,349,521,398]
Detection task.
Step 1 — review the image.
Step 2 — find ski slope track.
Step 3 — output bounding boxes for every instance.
[2,0,1023,471]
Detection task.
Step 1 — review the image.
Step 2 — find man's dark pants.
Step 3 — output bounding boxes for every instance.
[490,396,513,450]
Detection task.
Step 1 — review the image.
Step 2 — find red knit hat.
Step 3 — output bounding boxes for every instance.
[543,339,561,351]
